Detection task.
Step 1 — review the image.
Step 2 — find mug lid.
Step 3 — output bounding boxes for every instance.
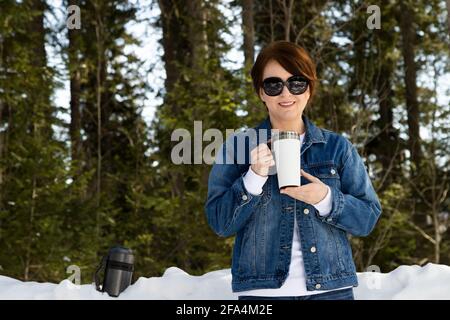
[108,246,134,263]
[271,130,301,140]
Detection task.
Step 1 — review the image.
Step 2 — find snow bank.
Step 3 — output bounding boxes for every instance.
[0,263,449,300]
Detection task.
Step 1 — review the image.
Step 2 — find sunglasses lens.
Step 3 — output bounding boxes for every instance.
[288,76,308,94]
[263,76,309,96]
[263,78,284,96]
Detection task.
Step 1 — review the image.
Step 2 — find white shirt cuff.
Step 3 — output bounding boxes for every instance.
[313,185,333,216]
[243,166,268,195]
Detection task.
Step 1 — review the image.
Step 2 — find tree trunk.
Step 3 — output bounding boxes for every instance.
[26,0,51,139]
[399,0,422,176]
[93,1,105,242]
[158,0,185,100]
[280,0,294,41]
[0,36,4,203]
[68,0,82,165]
[430,83,441,264]
[0,107,4,208]
[22,0,47,281]
[376,62,401,182]
[0,108,3,202]
[242,0,255,70]
[158,0,207,199]
[24,175,37,281]
[187,0,208,71]
[269,0,275,42]
[369,17,404,191]
[241,0,263,120]
[432,207,441,264]
[446,0,450,37]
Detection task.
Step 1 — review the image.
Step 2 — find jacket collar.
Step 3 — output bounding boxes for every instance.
[256,114,326,145]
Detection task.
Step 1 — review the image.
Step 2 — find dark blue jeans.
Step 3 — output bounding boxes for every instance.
[238,288,355,300]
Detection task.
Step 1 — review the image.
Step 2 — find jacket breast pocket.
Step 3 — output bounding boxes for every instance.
[302,161,341,190]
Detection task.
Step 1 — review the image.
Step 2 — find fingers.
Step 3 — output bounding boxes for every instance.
[280,186,305,201]
[251,144,273,163]
[280,186,304,194]
[280,184,327,205]
[251,154,273,165]
[261,156,275,166]
[251,143,271,156]
[301,169,321,183]
[250,143,275,177]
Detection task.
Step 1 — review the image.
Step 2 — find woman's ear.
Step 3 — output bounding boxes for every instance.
[259,87,265,103]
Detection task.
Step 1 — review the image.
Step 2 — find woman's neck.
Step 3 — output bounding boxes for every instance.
[270,116,306,135]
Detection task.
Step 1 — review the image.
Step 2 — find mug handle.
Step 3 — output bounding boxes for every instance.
[94,255,108,292]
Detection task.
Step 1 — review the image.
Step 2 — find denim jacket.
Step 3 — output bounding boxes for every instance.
[205,115,382,292]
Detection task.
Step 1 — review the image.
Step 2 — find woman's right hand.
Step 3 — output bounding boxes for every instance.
[250,143,275,177]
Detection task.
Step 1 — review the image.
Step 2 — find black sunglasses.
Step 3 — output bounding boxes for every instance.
[262,75,309,96]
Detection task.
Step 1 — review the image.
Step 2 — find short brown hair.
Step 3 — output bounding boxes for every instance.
[251,41,317,103]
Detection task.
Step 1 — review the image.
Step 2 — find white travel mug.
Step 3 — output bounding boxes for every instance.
[271,131,301,189]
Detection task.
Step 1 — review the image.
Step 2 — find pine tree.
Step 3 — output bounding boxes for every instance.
[0,0,74,281]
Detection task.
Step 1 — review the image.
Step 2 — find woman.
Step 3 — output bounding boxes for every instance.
[205,41,382,300]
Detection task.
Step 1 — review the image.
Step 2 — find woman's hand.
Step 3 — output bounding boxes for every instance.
[250,143,275,177]
[280,169,329,205]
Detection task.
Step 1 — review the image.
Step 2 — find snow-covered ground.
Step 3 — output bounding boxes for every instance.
[0,263,449,299]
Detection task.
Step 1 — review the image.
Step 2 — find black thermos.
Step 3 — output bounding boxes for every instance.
[94,246,134,297]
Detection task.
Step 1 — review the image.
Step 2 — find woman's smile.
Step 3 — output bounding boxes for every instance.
[278,101,296,107]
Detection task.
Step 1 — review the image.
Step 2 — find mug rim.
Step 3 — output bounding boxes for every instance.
[271,130,301,140]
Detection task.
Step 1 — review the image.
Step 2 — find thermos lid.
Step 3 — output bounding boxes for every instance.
[108,246,134,264]
[271,130,300,141]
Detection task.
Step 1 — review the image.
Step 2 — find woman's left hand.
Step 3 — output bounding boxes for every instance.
[280,169,329,205]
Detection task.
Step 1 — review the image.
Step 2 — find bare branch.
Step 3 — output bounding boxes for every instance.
[294,0,330,44]
[407,221,436,245]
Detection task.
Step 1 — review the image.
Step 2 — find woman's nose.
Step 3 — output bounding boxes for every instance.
[279,84,291,97]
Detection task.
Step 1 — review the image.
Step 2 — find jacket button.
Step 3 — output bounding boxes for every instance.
[327,217,333,222]
[242,194,248,201]
[303,208,309,214]
[310,246,316,253]
[315,284,321,289]
[330,169,336,175]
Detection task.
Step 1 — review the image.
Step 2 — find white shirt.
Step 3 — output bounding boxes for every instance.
[239,133,350,296]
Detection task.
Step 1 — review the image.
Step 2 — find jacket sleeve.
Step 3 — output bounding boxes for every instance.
[316,141,382,237]
[204,139,264,238]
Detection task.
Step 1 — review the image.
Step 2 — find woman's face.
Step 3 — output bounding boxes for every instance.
[259,59,310,123]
